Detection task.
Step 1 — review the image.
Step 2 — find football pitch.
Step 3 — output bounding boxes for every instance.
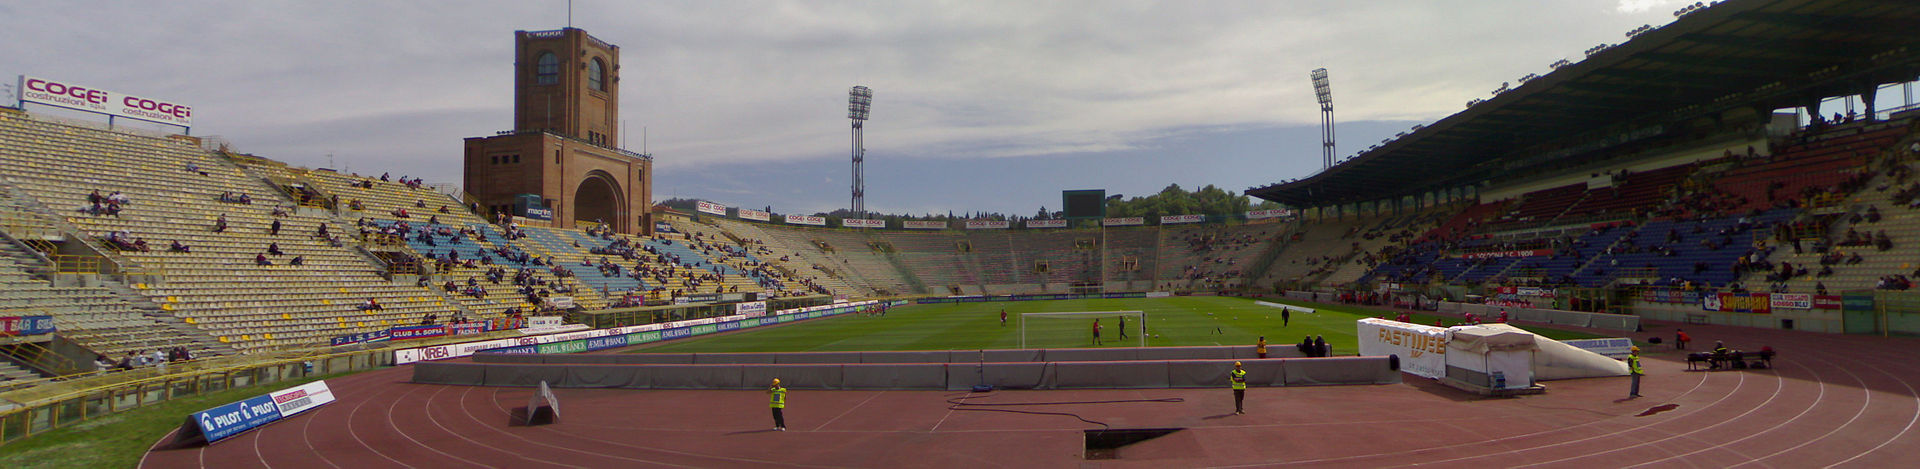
[629,296,1605,354]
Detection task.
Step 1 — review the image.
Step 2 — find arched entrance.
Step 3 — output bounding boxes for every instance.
[574,170,624,230]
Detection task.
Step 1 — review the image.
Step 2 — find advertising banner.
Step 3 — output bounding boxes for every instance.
[841,218,884,228]
[1026,219,1068,228]
[19,75,193,127]
[784,214,826,226]
[1769,293,1812,310]
[1638,289,1699,304]
[328,329,390,347]
[1515,287,1556,298]
[1356,318,1447,379]
[268,380,336,417]
[1102,217,1144,227]
[696,201,728,216]
[964,220,1010,229]
[1246,209,1294,219]
[903,220,947,230]
[0,315,56,336]
[736,301,768,317]
[191,394,282,443]
[737,208,771,221]
[1160,214,1205,224]
[1704,293,1771,313]
[389,325,448,340]
[448,322,487,336]
[1562,338,1634,359]
[1458,249,1550,259]
[1813,295,1843,310]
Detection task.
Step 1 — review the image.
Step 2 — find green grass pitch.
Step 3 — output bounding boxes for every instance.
[630,296,1606,354]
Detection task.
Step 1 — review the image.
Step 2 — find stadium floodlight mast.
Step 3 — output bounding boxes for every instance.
[1312,68,1335,171]
[848,86,873,219]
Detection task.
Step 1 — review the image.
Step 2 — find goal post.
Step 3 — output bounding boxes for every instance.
[1019,311,1147,349]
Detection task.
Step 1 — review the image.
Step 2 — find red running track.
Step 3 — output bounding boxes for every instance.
[141,321,1920,468]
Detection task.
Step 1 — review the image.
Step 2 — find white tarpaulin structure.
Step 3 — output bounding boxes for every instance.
[1357,318,1449,379]
[1357,320,1627,383]
[1446,324,1539,390]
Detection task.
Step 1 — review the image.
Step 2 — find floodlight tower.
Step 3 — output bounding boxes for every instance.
[848,86,873,218]
[1312,68,1335,170]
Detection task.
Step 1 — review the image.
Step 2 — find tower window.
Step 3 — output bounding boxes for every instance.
[588,58,606,91]
[535,52,559,85]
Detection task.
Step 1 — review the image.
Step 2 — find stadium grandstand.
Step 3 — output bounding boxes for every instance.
[0,0,1918,467]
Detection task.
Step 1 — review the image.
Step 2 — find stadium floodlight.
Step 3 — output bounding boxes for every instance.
[1311,68,1335,171]
[848,86,872,218]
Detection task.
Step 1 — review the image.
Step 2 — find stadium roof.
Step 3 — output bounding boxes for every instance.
[1249,0,1920,207]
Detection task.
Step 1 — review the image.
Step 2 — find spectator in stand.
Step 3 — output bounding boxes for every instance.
[270,219,282,236]
[212,214,229,233]
[255,253,272,266]
[290,255,305,266]
[267,243,285,256]
[359,298,384,311]
[169,240,191,253]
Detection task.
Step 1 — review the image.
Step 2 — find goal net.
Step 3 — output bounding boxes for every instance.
[1019,311,1147,349]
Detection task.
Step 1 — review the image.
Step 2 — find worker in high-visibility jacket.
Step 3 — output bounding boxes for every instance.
[1626,346,1644,398]
[768,378,787,431]
[1230,361,1249,414]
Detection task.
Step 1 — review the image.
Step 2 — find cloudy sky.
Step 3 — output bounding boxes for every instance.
[2,0,1713,216]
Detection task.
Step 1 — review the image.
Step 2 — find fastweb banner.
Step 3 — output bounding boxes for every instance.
[1356,318,1447,379]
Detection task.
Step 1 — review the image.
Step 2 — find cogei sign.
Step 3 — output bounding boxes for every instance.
[18,75,193,127]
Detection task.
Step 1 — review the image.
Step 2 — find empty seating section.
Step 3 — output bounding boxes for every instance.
[1496,184,1587,226]
[1422,201,1508,242]
[1563,164,1693,218]
[803,229,918,295]
[876,231,971,288]
[0,240,193,356]
[1258,219,1362,285]
[0,113,453,353]
[709,218,864,296]
[1703,128,1898,213]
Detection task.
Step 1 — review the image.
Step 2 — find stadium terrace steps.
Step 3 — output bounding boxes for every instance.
[0,113,478,353]
[708,218,864,296]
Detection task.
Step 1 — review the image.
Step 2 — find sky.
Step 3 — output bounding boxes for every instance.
[1,0,1726,216]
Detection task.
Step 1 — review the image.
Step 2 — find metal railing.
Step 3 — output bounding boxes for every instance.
[0,348,392,444]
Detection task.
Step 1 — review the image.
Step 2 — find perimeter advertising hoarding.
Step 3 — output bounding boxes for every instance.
[841,218,884,228]
[696,201,728,216]
[737,208,771,221]
[964,220,1010,229]
[1026,219,1068,228]
[1160,214,1205,224]
[1102,217,1144,227]
[18,75,192,127]
[902,220,947,229]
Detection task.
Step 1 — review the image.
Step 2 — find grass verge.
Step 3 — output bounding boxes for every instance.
[0,370,369,469]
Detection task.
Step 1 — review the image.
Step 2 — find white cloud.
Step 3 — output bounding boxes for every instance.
[1,0,1694,182]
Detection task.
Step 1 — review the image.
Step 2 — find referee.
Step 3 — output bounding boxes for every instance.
[1230,361,1248,414]
[768,378,787,431]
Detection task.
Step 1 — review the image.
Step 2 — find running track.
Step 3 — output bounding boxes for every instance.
[142,321,1920,467]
